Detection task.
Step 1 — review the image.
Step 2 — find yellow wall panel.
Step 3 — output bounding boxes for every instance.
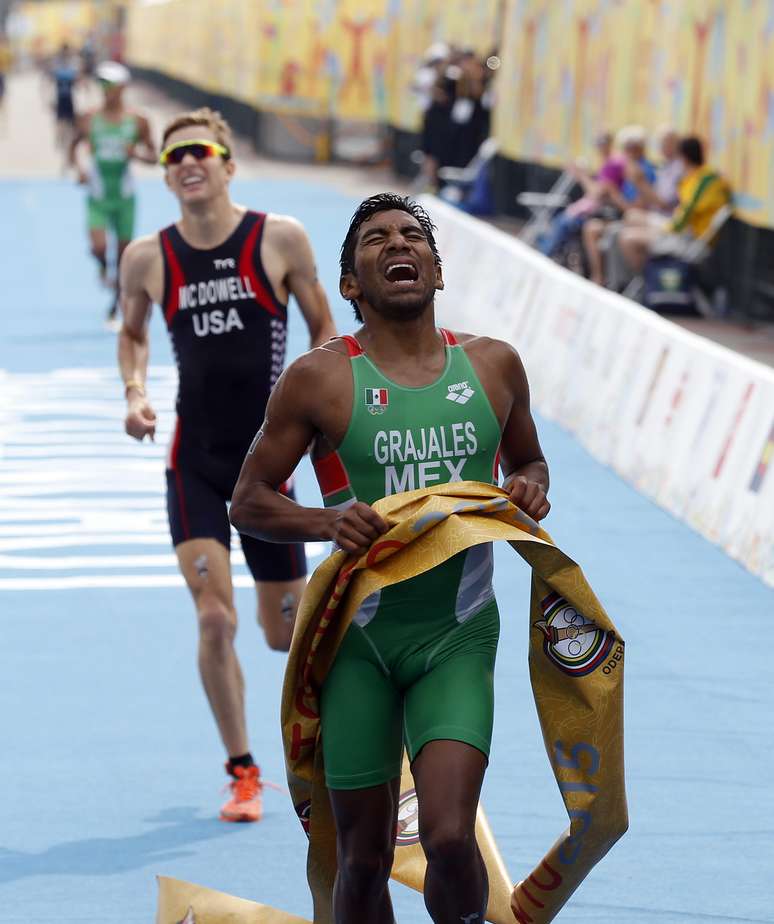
[124,0,773,227]
[11,1,98,57]
[494,0,774,227]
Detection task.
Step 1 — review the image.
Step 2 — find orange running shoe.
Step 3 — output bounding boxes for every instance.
[220,764,264,823]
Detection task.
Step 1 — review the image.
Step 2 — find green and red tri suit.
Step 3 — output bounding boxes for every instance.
[314,329,504,789]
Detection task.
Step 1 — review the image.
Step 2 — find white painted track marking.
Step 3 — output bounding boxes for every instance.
[0,366,325,590]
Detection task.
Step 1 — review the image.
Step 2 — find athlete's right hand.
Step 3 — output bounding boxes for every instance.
[76,168,88,185]
[326,502,389,557]
[124,398,157,442]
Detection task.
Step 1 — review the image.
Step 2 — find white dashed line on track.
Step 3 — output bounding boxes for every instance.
[0,366,324,590]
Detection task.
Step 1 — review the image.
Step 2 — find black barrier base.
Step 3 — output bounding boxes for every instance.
[132,66,260,143]
[134,67,384,167]
[259,111,329,163]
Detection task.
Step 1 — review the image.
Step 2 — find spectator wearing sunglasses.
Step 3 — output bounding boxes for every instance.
[69,61,156,327]
[117,108,336,823]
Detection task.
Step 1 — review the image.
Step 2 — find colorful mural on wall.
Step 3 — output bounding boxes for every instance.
[8,0,121,59]
[125,0,774,228]
[387,0,501,130]
[125,0,499,123]
[495,0,774,227]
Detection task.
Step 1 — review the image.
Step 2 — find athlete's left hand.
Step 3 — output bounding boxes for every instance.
[125,397,157,442]
[506,475,550,522]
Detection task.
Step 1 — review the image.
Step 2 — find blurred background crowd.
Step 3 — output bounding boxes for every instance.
[411,42,498,192]
[0,0,772,325]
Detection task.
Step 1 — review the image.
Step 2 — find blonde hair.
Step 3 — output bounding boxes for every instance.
[161,107,233,151]
[615,124,647,150]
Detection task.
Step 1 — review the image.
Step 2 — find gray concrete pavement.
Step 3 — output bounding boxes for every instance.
[0,69,406,196]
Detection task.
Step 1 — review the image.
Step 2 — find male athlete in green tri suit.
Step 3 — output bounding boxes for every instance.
[70,61,156,326]
[230,193,550,924]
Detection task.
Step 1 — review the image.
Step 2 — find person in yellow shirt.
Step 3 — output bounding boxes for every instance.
[619,135,731,274]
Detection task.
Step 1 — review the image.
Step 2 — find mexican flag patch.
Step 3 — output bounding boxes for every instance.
[365,387,389,415]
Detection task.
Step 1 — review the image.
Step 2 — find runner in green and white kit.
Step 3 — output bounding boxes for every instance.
[70,62,156,326]
[86,109,139,241]
[231,193,550,924]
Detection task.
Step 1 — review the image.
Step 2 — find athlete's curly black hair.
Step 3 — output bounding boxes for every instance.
[339,193,441,321]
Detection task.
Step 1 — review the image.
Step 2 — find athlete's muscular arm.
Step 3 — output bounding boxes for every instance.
[69,112,91,184]
[230,351,388,555]
[498,344,550,520]
[469,337,549,521]
[118,237,158,442]
[130,113,157,165]
[274,217,337,348]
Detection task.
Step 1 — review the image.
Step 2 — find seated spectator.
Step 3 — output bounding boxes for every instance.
[537,131,622,257]
[618,135,731,275]
[582,125,656,283]
[646,126,682,213]
[572,130,615,193]
[602,126,683,290]
[621,126,682,229]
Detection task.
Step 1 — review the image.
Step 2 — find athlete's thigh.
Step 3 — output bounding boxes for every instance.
[239,530,306,585]
[175,537,234,611]
[166,465,234,609]
[166,464,231,547]
[403,603,499,762]
[320,626,404,791]
[404,652,495,762]
[114,196,135,242]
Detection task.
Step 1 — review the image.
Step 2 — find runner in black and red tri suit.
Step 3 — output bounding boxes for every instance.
[161,208,306,581]
[118,108,336,822]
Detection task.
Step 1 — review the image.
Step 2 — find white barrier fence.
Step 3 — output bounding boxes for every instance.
[423,196,774,589]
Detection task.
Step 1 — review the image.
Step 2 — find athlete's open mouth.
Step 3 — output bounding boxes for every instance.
[383,262,419,283]
[181,174,205,188]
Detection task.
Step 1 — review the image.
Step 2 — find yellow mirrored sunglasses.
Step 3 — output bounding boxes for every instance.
[159,139,230,167]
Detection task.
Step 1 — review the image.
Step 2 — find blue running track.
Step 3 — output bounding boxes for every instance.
[1,178,772,923]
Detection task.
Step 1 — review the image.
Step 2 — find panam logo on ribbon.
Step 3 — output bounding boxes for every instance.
[365,387,389,415]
